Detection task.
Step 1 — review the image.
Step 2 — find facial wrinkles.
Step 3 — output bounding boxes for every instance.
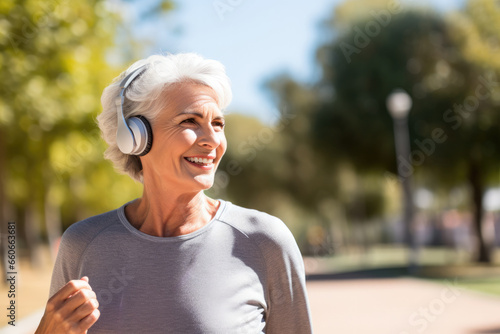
[157,87,222,132]
[168,101,224,147]
[174,89,225,149]
[146,83,226,181]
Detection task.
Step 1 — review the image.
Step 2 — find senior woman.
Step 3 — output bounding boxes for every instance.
[36,53,312,333]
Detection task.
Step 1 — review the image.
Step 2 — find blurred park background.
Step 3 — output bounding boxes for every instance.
[1,0,500,332]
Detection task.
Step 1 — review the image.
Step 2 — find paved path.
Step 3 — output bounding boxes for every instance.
[3,278,500,333]
[307,278,500,334]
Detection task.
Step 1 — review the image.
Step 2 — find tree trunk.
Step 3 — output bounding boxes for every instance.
[469,162,491,263]
[44,192,62,261]
[24,201,43,268]
[0,130,8,284]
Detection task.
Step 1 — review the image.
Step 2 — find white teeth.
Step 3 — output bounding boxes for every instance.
[186,157,214,164]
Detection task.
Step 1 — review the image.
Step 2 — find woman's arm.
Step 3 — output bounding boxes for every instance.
[257,217,313,333]
[37,220,101,333]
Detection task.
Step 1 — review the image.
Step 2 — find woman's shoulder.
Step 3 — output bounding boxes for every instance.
[54,207,123,270]
[218,201,297,250]
[61,207,121,245]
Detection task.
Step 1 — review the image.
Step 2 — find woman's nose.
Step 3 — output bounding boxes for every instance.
[198,125,221,148]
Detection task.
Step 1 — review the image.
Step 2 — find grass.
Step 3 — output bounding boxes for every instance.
[305,245,500,296]
[447,277,500,296]
[305,245,495,273]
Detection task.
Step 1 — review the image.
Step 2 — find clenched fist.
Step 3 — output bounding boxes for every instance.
[36,276,100,334]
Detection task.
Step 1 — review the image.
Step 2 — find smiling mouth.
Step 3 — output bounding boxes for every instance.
[184,157,215,168]
[185,157,214,164]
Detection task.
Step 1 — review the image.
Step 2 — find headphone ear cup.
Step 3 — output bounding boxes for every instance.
[134,115,153,156]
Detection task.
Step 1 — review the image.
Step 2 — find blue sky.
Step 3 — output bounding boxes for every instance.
[126,0,466,124]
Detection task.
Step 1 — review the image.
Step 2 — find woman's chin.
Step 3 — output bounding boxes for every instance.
[192,175,215,190]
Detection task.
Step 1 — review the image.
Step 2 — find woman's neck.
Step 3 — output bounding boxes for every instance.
[124,187,219,237]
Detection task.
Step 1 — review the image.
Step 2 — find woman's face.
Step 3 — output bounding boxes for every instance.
[142,82,227,192]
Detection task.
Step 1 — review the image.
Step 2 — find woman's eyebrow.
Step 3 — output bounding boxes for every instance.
[177,111,204,118]
[176,111,224,120]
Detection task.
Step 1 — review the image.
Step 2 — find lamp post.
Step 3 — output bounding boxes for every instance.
[387,89,417,273]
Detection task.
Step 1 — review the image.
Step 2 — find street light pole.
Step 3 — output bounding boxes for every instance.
[387,89,417,273]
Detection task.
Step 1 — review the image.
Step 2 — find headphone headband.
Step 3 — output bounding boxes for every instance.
[119,64,148,95]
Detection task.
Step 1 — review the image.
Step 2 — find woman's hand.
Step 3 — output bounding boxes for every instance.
[35,276,100,334]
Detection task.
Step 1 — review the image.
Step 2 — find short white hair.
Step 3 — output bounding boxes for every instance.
[97,53,232,182]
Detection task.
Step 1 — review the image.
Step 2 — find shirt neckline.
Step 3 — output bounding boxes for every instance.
[116,199,229,242]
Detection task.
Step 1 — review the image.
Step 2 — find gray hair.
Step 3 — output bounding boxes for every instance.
[97,53,232,183]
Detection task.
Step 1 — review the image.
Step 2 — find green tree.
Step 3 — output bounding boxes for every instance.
[310,1,500,262]
[265,75,387,254]
[0,0,173,275]
[0,0,120,269]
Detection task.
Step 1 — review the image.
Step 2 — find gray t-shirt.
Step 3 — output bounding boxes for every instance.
[50,199,313,333]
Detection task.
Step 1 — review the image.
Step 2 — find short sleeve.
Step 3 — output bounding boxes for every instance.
[49,223,86,298]
[255,216,313,333]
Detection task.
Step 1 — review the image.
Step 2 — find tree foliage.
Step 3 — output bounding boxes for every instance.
[0,0,177,267]
[306,0,500,262]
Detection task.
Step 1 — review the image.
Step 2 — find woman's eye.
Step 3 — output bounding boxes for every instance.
[181,118,196,124]
[213,121,225,129]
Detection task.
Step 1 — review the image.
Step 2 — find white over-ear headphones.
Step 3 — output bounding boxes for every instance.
[115,64,153,156]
